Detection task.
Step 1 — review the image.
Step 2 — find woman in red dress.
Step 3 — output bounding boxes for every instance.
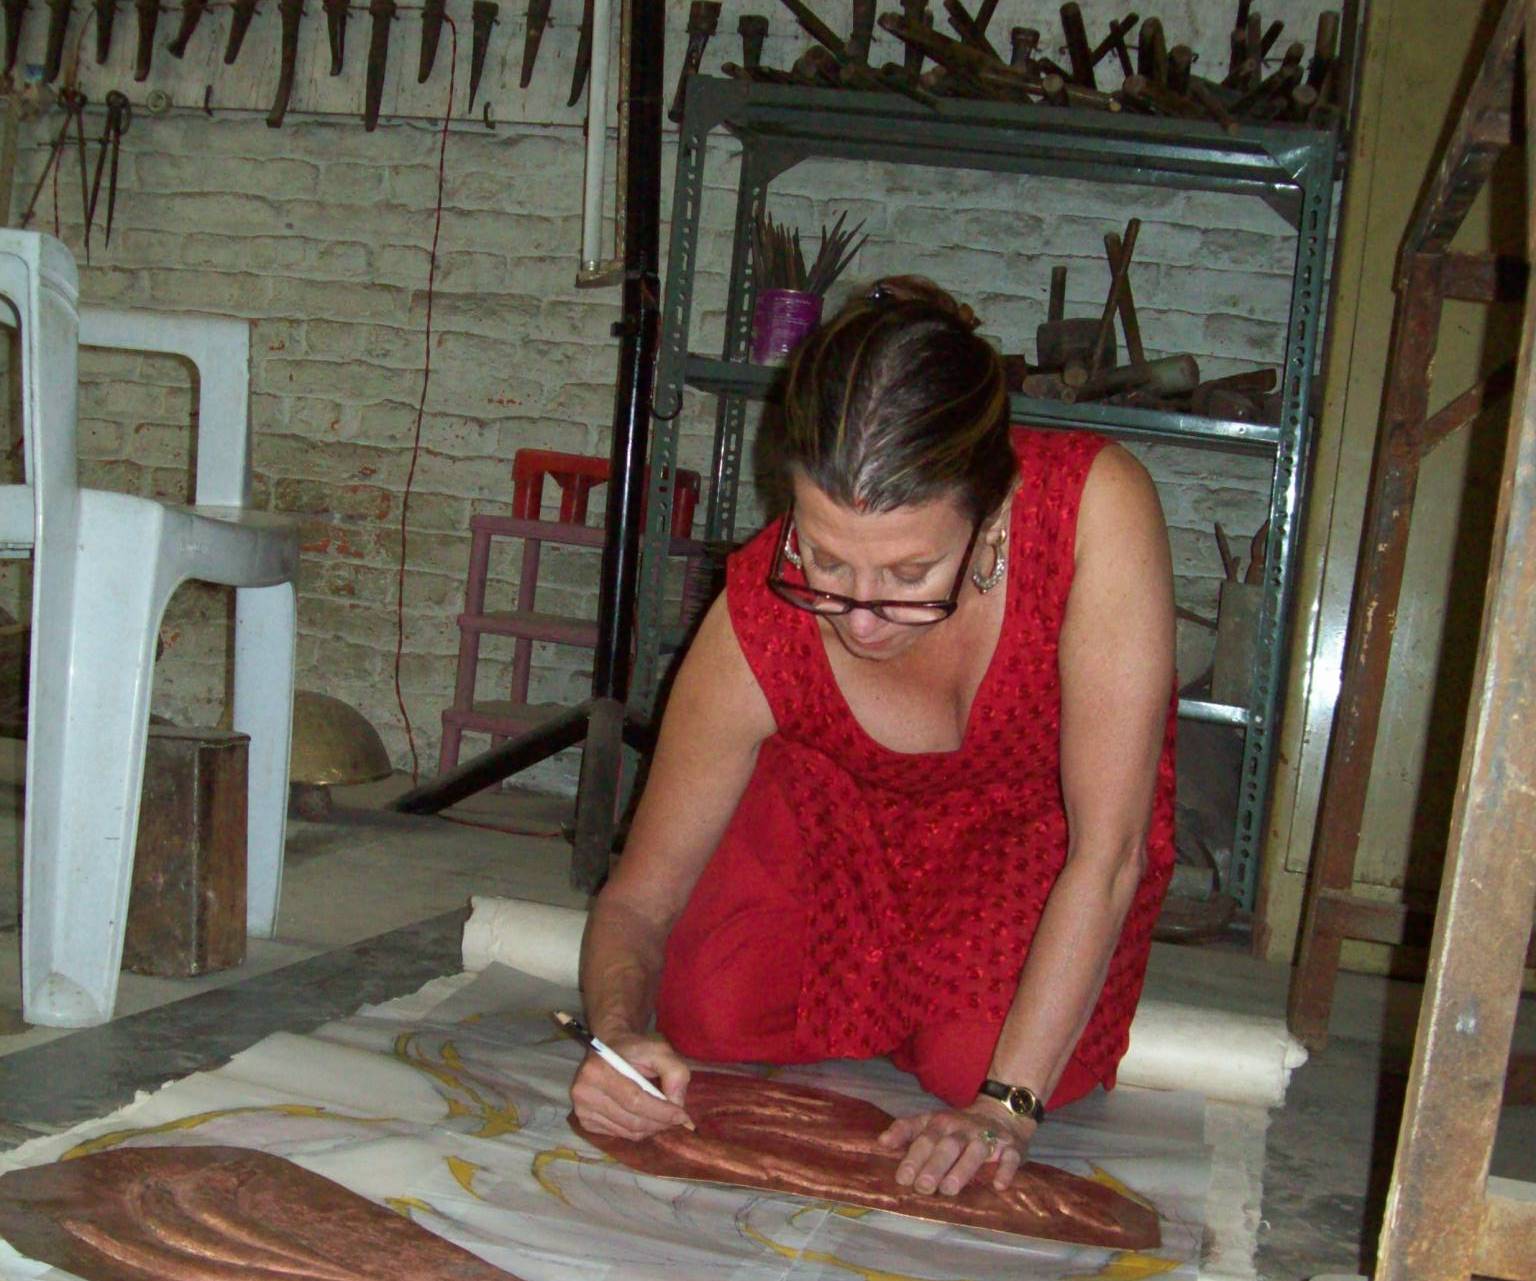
[572,277,1176,1199]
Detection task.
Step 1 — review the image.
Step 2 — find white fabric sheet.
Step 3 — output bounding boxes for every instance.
[1,963,1212,1281]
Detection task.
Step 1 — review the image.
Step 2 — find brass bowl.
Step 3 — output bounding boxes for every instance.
[288,691,392,787]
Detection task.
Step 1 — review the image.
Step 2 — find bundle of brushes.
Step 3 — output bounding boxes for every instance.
[752,210,869,295]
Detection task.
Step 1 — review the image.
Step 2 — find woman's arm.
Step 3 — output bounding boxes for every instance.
[572,592,776,1137]
[882,443,1174,1195]
[985,443,1174,1105]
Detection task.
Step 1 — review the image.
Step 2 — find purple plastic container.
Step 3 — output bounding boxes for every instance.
[750,289,824,365]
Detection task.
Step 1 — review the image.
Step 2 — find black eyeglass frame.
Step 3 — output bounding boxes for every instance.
[766,505,984,626]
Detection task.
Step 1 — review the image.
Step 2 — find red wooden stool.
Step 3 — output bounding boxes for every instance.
[438,450,702,775]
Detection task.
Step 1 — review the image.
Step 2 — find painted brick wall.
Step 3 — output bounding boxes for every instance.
[1,0,1334,792]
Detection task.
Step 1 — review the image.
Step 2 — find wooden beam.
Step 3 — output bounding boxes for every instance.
[1374,5,1536,1272]
[1401,0,1523,260]
[1420,364,1516,457]
[1440,251,1529,302]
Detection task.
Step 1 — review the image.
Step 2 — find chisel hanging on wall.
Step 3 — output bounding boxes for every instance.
[166,0,205,57]
[468,0,498,108]
[224,0,259,63]
[2,0,27,75]
[42,0,71,83]
[418,0,444,80]
[267,0,304,126]
[323,0,349,72]
[93,0,119,60]
[519,0,549,86]
[132,0,160,81]
[364,0,396,131]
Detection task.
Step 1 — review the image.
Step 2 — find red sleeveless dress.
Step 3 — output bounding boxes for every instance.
[656,429,1177,1110]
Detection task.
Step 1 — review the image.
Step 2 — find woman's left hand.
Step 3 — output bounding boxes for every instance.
[876,1101,1034,1195]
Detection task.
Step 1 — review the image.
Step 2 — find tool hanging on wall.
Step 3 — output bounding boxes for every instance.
[568,0,595,105]
[224,0,258,63]
[667,1,719,123]
[363,0,396,130]
[92,0,118,60]
[84,89,128,252]
[2,0,26,75]
[166,0,204,56]
[519,0,548,86]
[43,0,71,82]
[323,0,348,72]
[19,87,86,231]
[467,0,498,108]
[267,0,304,126]
[132,0,160,80]
[418,0,444,80]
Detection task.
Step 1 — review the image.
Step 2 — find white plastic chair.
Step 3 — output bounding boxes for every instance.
[0,230,301,1028]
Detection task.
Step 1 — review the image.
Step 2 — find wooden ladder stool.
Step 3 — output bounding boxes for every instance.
[437,449,701,775]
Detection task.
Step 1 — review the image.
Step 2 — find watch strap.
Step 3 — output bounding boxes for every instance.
[979,1078,1046,1124]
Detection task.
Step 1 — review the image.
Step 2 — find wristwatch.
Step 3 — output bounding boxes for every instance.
[979,1078,1046,1124]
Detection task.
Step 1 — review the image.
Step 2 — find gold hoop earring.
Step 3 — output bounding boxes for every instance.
[971,529,1007,594]
[782,523,803,570]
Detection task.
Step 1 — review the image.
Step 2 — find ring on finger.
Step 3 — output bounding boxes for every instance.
[978,1127,1000,1160]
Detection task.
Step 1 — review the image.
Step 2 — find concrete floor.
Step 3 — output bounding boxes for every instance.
[0,745,1532,1280]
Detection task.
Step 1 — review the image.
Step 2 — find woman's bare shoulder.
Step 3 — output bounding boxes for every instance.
[1076,442,1166,558]
[666,593,777,744]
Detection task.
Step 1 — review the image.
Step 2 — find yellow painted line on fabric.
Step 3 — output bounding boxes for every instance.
[740,1222,939,1281]
[530,1146,617,1206]
[1087,1165,1157,1211]
[385,1196,436,1219]
[62,1104,389,1159]
[392,1031,521,1138]
[789,1202,875,1228]
[1064,1251,1182,1280]
[446,1155,488,1199]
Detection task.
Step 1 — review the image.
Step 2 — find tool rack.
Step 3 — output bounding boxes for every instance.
[632,75,1338,912]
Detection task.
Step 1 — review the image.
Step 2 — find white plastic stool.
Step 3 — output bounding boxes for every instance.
[0,230,301,1027]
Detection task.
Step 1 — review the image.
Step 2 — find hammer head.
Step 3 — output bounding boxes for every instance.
[1036,318,1108,372]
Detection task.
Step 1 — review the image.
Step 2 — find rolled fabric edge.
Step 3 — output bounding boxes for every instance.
[459,898,1306,1108]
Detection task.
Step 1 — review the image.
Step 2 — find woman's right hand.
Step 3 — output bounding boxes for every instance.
[569,1031,694,1140]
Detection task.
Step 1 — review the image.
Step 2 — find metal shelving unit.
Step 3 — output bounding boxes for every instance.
[633,76,1338,911]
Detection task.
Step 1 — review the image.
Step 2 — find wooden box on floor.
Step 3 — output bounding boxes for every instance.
[122,726,249,978]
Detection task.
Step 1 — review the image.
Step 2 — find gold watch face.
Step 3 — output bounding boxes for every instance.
[1003,1086,1040,1119]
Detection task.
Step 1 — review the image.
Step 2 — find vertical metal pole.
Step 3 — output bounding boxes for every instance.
[1230,137,1337,914]
[590,0,664,704]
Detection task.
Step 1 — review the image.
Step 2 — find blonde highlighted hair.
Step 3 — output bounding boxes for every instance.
[778,276,1014,522]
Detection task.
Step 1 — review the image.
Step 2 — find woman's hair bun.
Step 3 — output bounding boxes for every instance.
[866,275,981,332]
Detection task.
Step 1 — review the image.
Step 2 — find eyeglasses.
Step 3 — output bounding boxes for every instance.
[766,505,982,626]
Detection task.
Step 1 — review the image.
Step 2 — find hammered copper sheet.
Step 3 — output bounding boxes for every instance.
[0,1145,522,1281]
[572,1070,1161,1250]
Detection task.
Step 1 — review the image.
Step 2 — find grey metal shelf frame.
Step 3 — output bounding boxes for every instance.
[633,75,1338,911]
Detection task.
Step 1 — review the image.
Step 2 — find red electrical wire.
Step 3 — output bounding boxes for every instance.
[393,17,458,786]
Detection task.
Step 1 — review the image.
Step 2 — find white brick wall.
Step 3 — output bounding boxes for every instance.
[1,0,1335,791]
